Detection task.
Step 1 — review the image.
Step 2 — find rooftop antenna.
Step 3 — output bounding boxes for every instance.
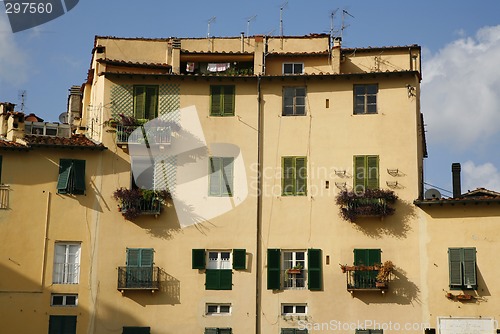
[329,9,339,47]
[18,90,27,113]
[280,1,288,49]
[246,15,257,40]
[341,9,354,40]
[207,16,216,50]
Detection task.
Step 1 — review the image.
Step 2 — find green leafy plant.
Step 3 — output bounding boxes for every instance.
[335,189,398,222]
[113,188,172,220]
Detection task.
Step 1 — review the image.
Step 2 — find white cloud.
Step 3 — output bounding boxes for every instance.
[462,161,500,193]
[0,16,29,86]
[422,25,500,149]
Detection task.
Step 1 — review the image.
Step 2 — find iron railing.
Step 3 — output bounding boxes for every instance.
[121,197,161,216]
[116,124,171,144]
[117,266,160,290]
[344,267,387,290]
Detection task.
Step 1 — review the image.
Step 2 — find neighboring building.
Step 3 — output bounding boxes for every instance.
[0,32,498,334]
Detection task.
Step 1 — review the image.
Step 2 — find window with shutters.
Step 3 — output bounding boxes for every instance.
[205,328,232,334]
[267,249,322,291]
[210,85,235,116]
[354,155,379,192]
[449,247,477,290]
[283,87,306,116]
[53,243,80,284]
[206,303,231,315]
[353,84,378,114]
[209,157,234,197]
[282,304,307,316]
[192,249,246,290]
[57,159,86,195]
[122,327,151,334]
[282,157,307,196]
[281,329,308,334]
[134,85,158,120]
[121,248,156,289]
[348,249,382,290]
[51,294,78,307]
[283,63,304,75]
[48,315,77,334]
[355,330,383,334]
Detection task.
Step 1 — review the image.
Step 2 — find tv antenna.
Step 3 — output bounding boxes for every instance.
[207,16,216,39]
[341,10,354,40]
[246,15,257,38]
[279,1,288,49]
[329,9,339,43]
[18,90,27,113]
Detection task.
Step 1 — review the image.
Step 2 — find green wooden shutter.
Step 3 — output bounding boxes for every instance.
[449,248,463,287]
[222,157,234,196]
[282,157,294,195]
[354,249,368,266]
[354,156,366,191]
[192,249,206,269]
[210,86,222,116]
[140,249,154,267]
[57,159,73,194]
[370,330,383,334]
[281,329,295,334]
[222,86,235,116]
[134,86,146,119]
[355,330,370,334]
[204,329,218,334]
[209,157,222,196]
[368,249,381,265]
[296,330,308,334]
[308,248,322,290]
[295,157,307,195]
[206,269,220,289]
[123,327,151,334]
[219,269,233,290]
[233,249,246,270]
[73,160,86,194]
[219,329,232,334]
[267,249,281,290]
[126,249,140,267]
[463,247,477,288]
[49,315,77,334]
[366,155,379,190]
[145,86,158,120]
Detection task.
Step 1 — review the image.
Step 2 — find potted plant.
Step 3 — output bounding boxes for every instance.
[375,260,394,288]
[457,293,473,301]
[335,189,398,222]
[286,264,303,275]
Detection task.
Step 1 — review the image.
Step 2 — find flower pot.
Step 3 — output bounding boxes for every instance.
[375,281,388,289]
[287,269,302,274]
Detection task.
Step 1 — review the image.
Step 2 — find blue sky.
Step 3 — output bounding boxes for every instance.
[1,0,499,194]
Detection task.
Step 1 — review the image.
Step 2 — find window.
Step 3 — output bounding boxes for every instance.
[210,85,235,116]
[353,249,381,289]
[354,84,378,114]
[209,157,234,197]
[449,247,477,290]
[283,87,306,116]
[122,327,151,334]
[48,315,77,334]
[267,249,322,291]
[57,159,86,195]
[134,85,158,120]
[281,329,308,334]
[283,63,304,75]
[205,328,232,334]
[206,303,231,315]
[354,155,379,192]
[192,249,246,290]
[51,294,78,306]
[125,248,154,288]
[53,243,80,284]
[282,304,307,315]
[282,157,307,196]
[355,330,383,334]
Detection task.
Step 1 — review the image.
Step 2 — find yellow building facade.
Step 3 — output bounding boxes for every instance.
[0,33,498,334]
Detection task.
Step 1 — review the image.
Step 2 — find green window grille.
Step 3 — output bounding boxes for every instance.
[57,159,86,195]
[209,157,234,196]
[134,85,158,120]
[210,85,235,116]
[354,155,379,191]
[282,156,307,196]
[354,84,378,114]
[283,87,306,116]
[449,247,477,289]
[48,315,77,334]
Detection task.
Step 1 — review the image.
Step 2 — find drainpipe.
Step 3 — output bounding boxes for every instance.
[255,75,263,334]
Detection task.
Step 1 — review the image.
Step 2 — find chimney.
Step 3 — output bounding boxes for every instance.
[452,163,461,198]
[6,113,25,142]
[331,37,342,74]
[240,32,245,52]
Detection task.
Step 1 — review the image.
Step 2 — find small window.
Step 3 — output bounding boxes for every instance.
[282,304,307,315]
[283,87,306,116]
[53,243,81,284]
[283,63,304,75]
[48,315,77,334]
[192,249,246,290]
[354,84,378,114]
[206,303,231,315]
[209,157,234,197]
[354,155,379,192]
[205,328,232,334]
[57,159,86,195]
[449,247,477,290]
[51,294,78,306]
[282,156,307,196]
[210,85,235,116]
[281,329,308,334]
[207,251,232,270]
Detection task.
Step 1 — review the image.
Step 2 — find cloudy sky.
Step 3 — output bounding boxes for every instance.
[0,0,499,194]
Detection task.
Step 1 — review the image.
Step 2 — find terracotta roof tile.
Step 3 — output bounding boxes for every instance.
[97,58,171,69]
[23,134,106,150]
[0,139,29,150]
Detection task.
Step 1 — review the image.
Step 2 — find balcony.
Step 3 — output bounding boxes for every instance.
[336,189,398,222]
[116,124,171,145]
[114,188,171,220]
[117,266,160,291]
[341,261,394,293]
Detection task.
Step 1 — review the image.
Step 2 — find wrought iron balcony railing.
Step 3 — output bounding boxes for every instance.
[116,124,171,145]
[120,197,162,216]
[117,266,160,291]
[342,265,389,291]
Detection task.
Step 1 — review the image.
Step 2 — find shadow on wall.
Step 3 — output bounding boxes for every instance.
[348,199,416,239]
[121,270,181,306]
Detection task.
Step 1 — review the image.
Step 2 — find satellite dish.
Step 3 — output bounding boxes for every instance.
[58,112,69,123]
[425,188,441,199]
